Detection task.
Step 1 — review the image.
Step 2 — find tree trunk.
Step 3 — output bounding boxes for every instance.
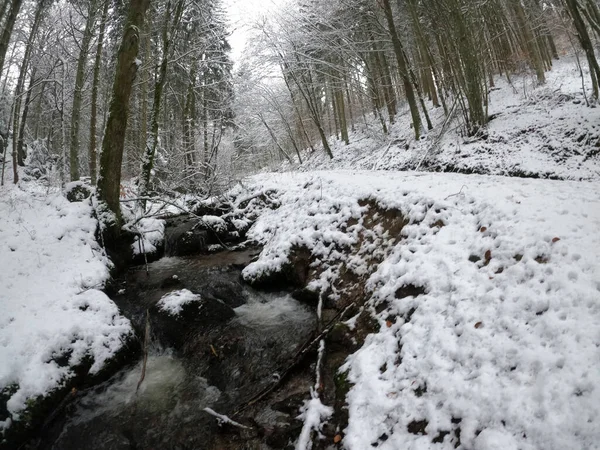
[565,0,600,99]
[69,0,98,181]
[17,67,36,165]
[97,0,150,223]
[0,0,22,78]
[11,0,45,182]
[89,0,109,186]
[381,0,422,139]
[139,0,185,200]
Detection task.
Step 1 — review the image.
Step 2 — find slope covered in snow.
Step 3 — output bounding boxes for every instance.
[237,170,600,450]
[281,56,600,181]
[0,182,132,433]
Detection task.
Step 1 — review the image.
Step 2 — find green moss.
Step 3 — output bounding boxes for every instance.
[334,369,353,399]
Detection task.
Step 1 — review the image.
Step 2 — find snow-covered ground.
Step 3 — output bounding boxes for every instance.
[280,56,600,181]
[238,170,600,450]
[0,181,132,433]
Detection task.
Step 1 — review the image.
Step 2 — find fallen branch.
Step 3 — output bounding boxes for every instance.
[233,303,355,416]
[120,196,232,250]
[444,185,467,200]
[203,407,254,430]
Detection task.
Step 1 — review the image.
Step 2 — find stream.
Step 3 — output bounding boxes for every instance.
[38,249,318,450]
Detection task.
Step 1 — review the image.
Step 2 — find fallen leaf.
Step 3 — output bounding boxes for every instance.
[386,320,393,328]
[474,322,483,329]
[552,237,560,243]
[484,250,492,264]
[480,226,487,232]
[334,435,342,444]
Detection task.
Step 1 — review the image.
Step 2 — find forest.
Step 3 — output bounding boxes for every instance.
[0,0,598,208]
[0,0,599,449]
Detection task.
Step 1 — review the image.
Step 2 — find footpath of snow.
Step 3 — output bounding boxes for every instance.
[238,170,600,450]
[0,182,132,433]
[280,56,600,181]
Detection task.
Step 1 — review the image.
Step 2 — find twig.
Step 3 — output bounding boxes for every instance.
[136,310,151,393]
[416,97,459,171]
[444,185,467,200]
[371,140,393,170]
[203,407,254,430]
[233,303,355,416]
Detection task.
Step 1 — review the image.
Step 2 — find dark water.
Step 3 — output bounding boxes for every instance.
[44,250,316,450]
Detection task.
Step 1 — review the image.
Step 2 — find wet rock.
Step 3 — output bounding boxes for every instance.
[1,334,139,450]
[206,278,247,308]
[151,294,235,349]
[265,421,303,449]
[292,286,320,305]
[247,246,312,290]
[164,215,210,256]
[272,392,310,416]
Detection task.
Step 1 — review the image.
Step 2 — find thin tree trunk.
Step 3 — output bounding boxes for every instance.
[259,114,293,164]
[89,0,109,186]
[11,0,45,182]
[381,0,422,139]
[565,0,600,98]
[139,0,185,201]
[17,67,36,165]
[69,0,98,181]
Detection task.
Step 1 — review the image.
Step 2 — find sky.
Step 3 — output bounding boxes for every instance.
[224,0,284,64]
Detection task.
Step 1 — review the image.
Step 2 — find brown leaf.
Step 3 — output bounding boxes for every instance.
[480,226,487,233]
[386,320,393,328]
[474,321,483,329]
[552,237,560,243]
[484,250,492,262]
[334,434,342,444]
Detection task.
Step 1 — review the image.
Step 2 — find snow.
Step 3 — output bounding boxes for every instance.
[201,214,228,233]
[238,170,600,450]
[296,394,334,450]
[130,217,165,256]
[0,181,132,431]
[203,407,252,429]
[157,289,202,316]
[279,56,600,182]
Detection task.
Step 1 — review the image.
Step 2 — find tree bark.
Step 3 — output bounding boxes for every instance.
[139,0,185,201]
[565,0,600,98]
[97,0,150,223]
[11,0,45,182]
[17,67,36,165]
[88,0,109,186]
[0,0,22,78]
[381,0,422,139]
[69,0,98,181]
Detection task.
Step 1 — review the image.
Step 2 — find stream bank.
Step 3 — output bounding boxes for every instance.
[18,187,406,450]
[26,240,369,449]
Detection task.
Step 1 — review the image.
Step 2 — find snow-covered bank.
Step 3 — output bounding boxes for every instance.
[239,170,600,449]
[0,182,132,433]
[282,56,600,181]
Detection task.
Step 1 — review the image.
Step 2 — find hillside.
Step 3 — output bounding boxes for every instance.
[280,56,600,181]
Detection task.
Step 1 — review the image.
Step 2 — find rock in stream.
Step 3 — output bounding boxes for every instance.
[34,249,318,450]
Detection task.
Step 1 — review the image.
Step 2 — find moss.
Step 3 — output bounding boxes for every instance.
[328,322,351,345]
[334,370,353,399]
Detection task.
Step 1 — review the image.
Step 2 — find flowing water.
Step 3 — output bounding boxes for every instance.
[41,250,316,450]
